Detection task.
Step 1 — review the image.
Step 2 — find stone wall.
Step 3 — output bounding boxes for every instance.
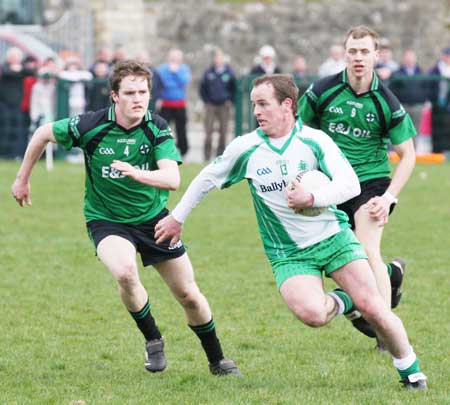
[139,0,450,77]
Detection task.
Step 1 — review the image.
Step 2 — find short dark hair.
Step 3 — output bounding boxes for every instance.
[253,74,299,116]
[109,60,153,94]
[344,25,380,50]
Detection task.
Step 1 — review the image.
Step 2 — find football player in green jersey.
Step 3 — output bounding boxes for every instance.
[155,74,427,390]
[11,60,239,376]
[298,26,415,347]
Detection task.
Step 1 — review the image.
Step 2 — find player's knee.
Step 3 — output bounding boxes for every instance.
[175,287,203,310]
[292,305,328,327]
[358,299,385,325]
[115,263,139,288]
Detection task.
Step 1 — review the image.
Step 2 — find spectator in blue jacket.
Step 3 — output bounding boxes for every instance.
[157,49,191,156]
[390,49,427,131]
[199,49,236,161]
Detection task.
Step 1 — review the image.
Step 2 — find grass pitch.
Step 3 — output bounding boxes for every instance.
[1,160,449,404]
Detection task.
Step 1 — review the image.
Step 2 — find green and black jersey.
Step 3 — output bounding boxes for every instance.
[298,70,416,182]
[53,106,181,224]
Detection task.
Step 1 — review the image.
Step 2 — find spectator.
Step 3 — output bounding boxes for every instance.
[375,38,399,81]
[112,45,128,65]
[292,54,310,94]
[0,47,29,158]
[135,50,162,110]
[59,56,93,116]
[428,47,450,106]
[89,46,113,74]
[30,68,57,126]
[390,49,427,132]
[20,56,39,155]
[427,47,450,152]
[250,45,282,75]
[86,61,110,111]
[199,48,236,161]
[317,44,345,78]
[157,48,191,157]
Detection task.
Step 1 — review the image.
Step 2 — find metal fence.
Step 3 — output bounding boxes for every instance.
[1,75,450,158]
[233,75,450,153]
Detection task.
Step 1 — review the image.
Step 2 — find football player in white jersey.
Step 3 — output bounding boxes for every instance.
[154,74,427,390]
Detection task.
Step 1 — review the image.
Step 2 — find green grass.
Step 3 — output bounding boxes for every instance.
[1,160,449,404]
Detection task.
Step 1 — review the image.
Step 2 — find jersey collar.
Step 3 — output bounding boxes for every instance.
[107,105,152,123]
[256,117,303,155]
[342,69,379,91]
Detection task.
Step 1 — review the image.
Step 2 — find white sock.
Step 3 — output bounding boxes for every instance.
[392,346,416,370]
[327,292,344,315]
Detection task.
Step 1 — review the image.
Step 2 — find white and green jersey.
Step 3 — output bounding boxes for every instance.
[172,120,360,263]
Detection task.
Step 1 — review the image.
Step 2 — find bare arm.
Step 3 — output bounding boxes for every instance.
[110,158,180,190]
[387,138,416,197]
[11,123,57,206]
[367,138,415,224]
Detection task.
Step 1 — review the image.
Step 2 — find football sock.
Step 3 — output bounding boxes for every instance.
[328,288,354,315]
[386,263,393,277]
[189,318,224,364]
[393,346,422,379]
[388,262,403,288]
[129,300,162,341]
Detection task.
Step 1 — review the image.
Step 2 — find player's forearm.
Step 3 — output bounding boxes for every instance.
[387,152,415,197]
[136,167,180,190]
[313,167,361,207]
[15,123,54,182]
[171,171,216,223]
[388,140,416,196]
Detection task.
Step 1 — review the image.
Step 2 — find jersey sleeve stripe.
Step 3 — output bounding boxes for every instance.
[222,143,261,189]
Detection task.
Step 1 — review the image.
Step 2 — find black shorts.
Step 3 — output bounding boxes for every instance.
[337,177,396,229]
[86,208,186,266]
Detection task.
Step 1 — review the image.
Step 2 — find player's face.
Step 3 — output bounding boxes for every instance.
[251,83,293,137]
[345,35,379,79]
[112,75,150,126]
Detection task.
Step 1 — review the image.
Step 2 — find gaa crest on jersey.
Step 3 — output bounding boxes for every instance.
[297,160,308,171]
[365,112,376,123]
[139,144,150,155]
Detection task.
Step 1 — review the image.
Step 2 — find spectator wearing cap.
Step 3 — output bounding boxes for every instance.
[375,38,399,81]
[317,44,345,78]
[250,45,282,76]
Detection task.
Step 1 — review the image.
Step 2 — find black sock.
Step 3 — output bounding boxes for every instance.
[129,300,161,341]
[189,318,224,364]
[389,262,403,288]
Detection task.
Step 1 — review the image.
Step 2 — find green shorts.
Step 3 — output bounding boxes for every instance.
[272,228,368,289]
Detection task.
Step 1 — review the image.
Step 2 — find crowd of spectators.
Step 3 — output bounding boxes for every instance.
[1,40,450,160]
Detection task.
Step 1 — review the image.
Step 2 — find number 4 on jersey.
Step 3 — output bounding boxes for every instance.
[124,145,129,156]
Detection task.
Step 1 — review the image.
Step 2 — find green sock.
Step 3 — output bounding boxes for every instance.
[397,358,422,379]
[386,263,393,276]
[331,288,354,314]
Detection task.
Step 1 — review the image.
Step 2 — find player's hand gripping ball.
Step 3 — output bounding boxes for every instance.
[288,170,330,216]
